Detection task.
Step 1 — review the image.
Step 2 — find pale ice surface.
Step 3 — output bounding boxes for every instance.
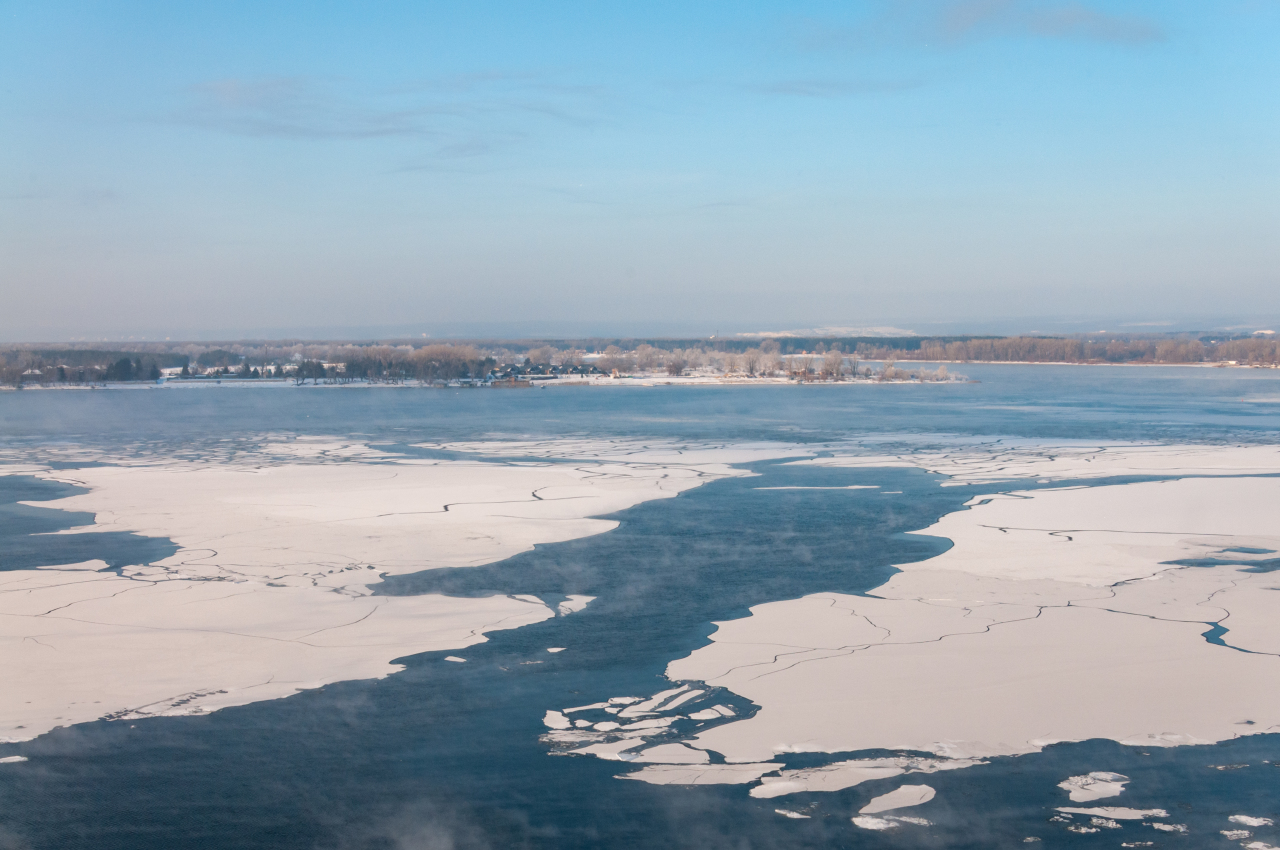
[1232,816,1277,827]
[792,441,1280,484]
[632,743,709,764]
[621,763,779,785]
[543,711,572,730]
[1057,808,1169,820]
[645,444,1280,785]
[1150,822,1188,833]
[751,757,981,799]
[851,813,933,830]
[860,784,935,814]
[556,596,594,616]
[1059,772,1129,802]
[2,439,798,741]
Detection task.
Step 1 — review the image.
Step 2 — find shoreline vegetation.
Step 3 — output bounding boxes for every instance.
[2,333,1278,388]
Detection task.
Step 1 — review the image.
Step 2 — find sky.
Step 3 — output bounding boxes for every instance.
[2,0,1278,341]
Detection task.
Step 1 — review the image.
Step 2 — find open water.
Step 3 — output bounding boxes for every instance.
[2,365,1280,849]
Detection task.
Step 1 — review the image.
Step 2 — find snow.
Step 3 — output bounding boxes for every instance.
[655,445,1280,780]
[859,784,935,814]
[1,441,782,741]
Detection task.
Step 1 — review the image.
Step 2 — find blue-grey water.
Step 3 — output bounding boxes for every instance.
[2,365,1280,849]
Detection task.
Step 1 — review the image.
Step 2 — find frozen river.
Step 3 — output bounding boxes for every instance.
[3,365,1280,848]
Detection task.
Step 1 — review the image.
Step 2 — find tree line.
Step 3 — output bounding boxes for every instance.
[4,334,1276,388]
[851,336,1279,365]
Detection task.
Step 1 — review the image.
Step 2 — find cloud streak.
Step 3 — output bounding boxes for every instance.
[183,78,434,139]
[941,0,1163,43]
[797,0,1164,50]
[749,78,924,97]
[175,74,607,157]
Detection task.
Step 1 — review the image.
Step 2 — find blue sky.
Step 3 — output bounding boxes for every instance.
[2,1,1278,339]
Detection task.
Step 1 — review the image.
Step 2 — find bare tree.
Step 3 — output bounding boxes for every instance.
[596,345,634,373]
[822,348,844,380]
[634,344,662,371]
[526,346,556,365]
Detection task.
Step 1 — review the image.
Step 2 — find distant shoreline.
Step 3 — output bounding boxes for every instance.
[4,358,1278,392]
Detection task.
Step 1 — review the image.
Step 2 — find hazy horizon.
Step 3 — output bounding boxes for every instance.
[4,315,1279,346]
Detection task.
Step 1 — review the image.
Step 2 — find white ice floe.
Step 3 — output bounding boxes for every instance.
[1232,816,1276,827]
[1058,772,1129,802]
[0,756,27,764]
[775,809,810,819]
[618,685,689,717]
[619,717,676,731]
[543,711,572,730]
[547,648,566,653]
[663,457,1280,765]
[850,813,931,830]
[793,442,1280,485]
[1150,822,1188,833]
[1224,829,1253,839]
[659,689,704,711]
[622,763,779,785]
[556,596,594,616]
[1057,808,1168,820]
[631,743,708,764]
[860,784,935,814]
[444,656,467,663]
[570,740,643,761]
[2,442,777,741]
[751,757,982,799]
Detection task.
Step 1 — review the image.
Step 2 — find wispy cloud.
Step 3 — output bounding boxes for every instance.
[175,73,607,158]
[797,0,1164,50]
[183,78,432,139]
[750,78,923,97]
[941,0,1163,43]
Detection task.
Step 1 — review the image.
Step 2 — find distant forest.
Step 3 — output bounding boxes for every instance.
[1,333,1276,386]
